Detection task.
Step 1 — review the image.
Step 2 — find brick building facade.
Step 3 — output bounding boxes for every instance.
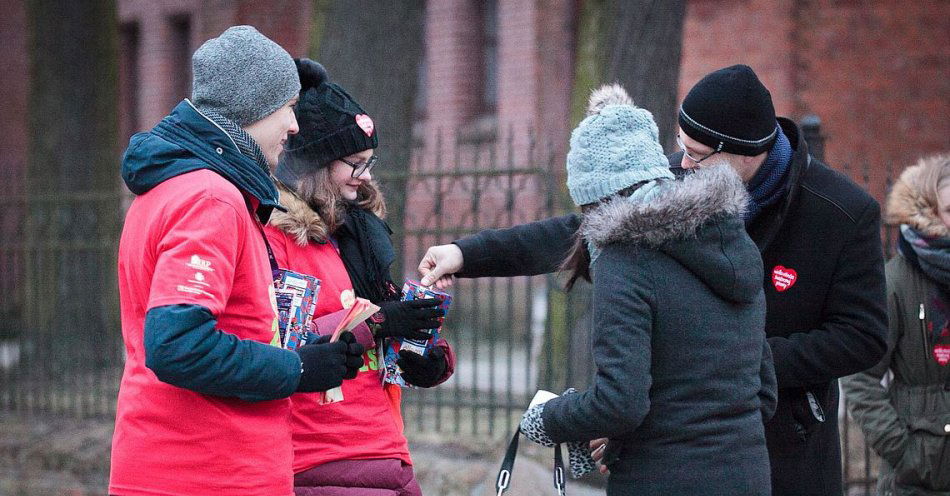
[680,0,949,199]
[1,0,946,200]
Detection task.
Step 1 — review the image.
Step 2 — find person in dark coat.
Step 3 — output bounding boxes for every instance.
[841,154,950,496]
[418,65,888,496]
[516,84,776,496]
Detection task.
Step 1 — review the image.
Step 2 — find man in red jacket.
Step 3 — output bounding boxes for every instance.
[111,26,363,496]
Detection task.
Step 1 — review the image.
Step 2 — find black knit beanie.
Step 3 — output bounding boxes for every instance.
[277,59,378,185]
[678,64,777,156]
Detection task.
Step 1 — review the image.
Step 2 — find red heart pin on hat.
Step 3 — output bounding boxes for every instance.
[355,114,374,137]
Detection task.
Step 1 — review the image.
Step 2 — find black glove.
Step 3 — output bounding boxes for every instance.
[295,332,365,392]
[338,331,365,379]
[370,299,445,341]
[397,346,447,388]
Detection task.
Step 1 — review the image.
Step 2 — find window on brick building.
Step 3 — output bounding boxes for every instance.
[170,14,192,104]
[119,21,140,141]
[479,0,498,113]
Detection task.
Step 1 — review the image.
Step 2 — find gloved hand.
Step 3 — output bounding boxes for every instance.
[519,388,596,478]
[520,403,555,447]
[369,299,445,340]
[294,332,365,392]
[337,331,365,379]
[397,346,447,388]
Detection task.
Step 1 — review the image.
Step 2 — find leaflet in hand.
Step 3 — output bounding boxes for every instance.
[382,280,452,387]
[318,296,380,405]
[273,269,321,351]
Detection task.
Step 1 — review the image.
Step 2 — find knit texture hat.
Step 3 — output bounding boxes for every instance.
[191,26,300,126]
[277,59,378,184]
[566,84,674,206]
[678,64,778,156]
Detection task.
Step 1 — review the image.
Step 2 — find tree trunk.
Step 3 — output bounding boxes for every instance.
[546,0,686,391]
[26,0,120,377]
[571,0,685,150]
[309,0,425,277]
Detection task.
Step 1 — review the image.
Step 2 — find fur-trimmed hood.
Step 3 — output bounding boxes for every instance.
[268,183,327,246]
[885,154,950,238]
[581,163,748,247]
[581,163,762,303]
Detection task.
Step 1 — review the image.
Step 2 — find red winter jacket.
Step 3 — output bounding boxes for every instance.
[265,187,454,483]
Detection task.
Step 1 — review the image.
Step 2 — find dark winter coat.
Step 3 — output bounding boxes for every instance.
[841,161,950,495]
[540,164,776,496]
[454,117,888,495]
[842,255,950,496]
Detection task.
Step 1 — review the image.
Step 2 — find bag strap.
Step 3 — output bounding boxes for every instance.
[495,427,520,496]
[246,198,280,276]
[554,442,566,496]
[495,426,567,496]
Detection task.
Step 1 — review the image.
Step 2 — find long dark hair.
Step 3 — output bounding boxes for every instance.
[560,231,591,291]
[560,182,647,291]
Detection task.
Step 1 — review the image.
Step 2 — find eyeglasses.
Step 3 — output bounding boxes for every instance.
[676,135,723,164]
[339,155,378,178]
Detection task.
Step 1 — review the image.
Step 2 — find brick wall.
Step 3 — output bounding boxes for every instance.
[117,0,309,133]
[679,0,798,119]
[796,0,950,199]
[0,0,29,196]
[3,0,945,204]
[679,0,950,201]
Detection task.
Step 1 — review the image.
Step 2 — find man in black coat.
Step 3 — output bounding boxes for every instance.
[418,65,888,496]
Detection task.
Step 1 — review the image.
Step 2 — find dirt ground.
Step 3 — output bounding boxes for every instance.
[0,411,606,496]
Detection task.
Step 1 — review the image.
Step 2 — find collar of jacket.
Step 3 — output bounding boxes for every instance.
[580,162,749,247]
[744,116,811,252]
[268,182,332,245]
[121,99,283,223]
[580,162,761,304]
[886,160,950,238]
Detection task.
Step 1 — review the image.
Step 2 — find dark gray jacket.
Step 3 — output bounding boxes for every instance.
[456,118,887,495]
[540,165,776,496]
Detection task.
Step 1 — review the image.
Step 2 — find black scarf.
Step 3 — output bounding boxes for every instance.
[335,206,400,304]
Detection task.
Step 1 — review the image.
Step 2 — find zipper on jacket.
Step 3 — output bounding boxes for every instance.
[919,303,930,359]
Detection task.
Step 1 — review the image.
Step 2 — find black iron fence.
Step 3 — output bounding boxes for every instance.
[0,192,123,418]
[0,117,902,494]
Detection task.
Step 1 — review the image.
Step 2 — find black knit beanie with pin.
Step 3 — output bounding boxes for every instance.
[678,64,778,156]
[277,59,378,185]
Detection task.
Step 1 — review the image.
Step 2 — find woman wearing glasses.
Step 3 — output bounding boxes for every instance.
[264,59,455,496]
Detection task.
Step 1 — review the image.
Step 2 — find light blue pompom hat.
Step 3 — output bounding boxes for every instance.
[566,84,674,263]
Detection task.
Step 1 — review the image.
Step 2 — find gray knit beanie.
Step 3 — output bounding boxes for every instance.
[191,26,300,126]
[566,84,673,206]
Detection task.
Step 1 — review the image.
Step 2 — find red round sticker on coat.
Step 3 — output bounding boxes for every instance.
[934,344,950,366]
[355,114,374,137]
[772,266,797,292]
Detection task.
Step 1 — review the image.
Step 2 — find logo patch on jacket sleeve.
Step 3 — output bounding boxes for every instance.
[771,265,798,292]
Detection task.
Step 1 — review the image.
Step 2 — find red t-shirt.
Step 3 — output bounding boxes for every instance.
[111,170,293,496]
[264,226,411,473]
